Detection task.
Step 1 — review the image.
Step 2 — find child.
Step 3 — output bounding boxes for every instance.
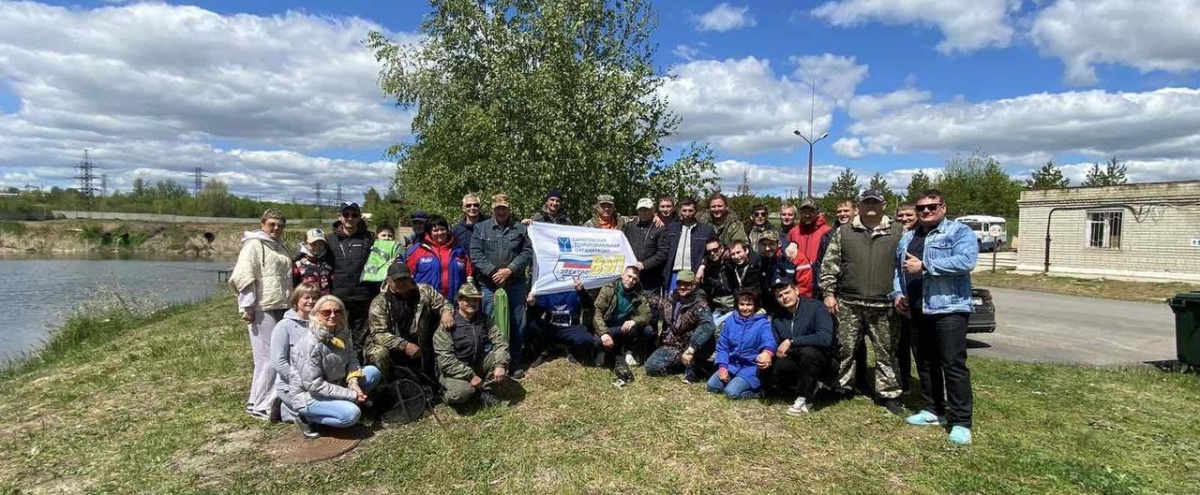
[293,228,333,295]
[376,226,396,241]
[707,288,776,400]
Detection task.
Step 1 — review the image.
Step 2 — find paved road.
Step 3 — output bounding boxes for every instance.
[968,287,1177,366]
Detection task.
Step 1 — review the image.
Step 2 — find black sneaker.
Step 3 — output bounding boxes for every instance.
[529,351,550,369]
[296,419,320,440]
[511,368,527,381]
[614,361,634,383]
[478,391,502,408]
[881,398,906,417]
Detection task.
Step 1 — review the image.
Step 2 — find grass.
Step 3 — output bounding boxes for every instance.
[2,297,1199,494]
[974,270,1197,303]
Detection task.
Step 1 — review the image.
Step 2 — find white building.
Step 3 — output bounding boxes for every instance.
[1015,180,1200,283]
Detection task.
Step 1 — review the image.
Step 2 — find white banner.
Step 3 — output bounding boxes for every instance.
[528,222,637,295]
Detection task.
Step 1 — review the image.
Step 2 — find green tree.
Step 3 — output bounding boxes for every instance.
[197,179,233,217]
[1026,161,1070,189]
[867,172,901,206]
[934,152,1022,217]
[368,0,713,222]
[905,170,934,203]
[1081,157,1128,187]
[820,168,860,213]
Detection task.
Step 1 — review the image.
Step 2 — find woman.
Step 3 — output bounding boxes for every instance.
[229,209,293,420]
[270,283,320,423]
[404,215,472,301]
[291,295,381,438]
[707,288,776,400]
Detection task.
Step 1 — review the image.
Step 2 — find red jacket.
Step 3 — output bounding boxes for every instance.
[405,233,473,300]
[785,214,831,298]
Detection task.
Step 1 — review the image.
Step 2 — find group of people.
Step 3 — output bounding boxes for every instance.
[230,187,979,445]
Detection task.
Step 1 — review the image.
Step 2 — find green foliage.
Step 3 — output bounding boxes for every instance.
[866,172,902,206]
[934,151,1022,217]
[0,220,26,234]
[368,0,715,222]
[905,170,934,203]
[820,168,861,213]
[1026,161,1070,189]
[1082,157,1129,187]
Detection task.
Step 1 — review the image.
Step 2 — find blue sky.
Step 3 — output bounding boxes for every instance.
[2,0,1199,203]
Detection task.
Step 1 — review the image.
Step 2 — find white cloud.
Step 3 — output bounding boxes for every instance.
[1030,0,1200,85]
[0,2,416,200]
[694,3,757,32]
[811,0,1020,53]
[660,55,868,154]
[790,54,870,107]
[847,88,931,118]
[672,44,705,61]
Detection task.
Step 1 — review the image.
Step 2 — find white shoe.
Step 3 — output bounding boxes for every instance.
[624,351,639,367]
[786,397,810,415]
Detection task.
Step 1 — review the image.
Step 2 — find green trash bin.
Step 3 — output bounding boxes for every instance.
[1167,291,1200,367]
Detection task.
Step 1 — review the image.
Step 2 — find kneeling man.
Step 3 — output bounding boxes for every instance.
[434,284,510,407]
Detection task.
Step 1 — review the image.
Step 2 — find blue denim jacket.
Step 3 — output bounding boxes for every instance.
[890,218,978,314]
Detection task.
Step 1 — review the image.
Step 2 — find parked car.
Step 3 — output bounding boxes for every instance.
[967,288,996,333]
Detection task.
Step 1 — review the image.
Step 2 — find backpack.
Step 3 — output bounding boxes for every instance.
[361,239,401,282]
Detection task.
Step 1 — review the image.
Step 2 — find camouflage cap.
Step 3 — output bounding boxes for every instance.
[799,197,820,210]
[759,230,780,242]
[457,281,482,300]
[596,194,615,205]
[491,194,511,209]
[676,270,696,283]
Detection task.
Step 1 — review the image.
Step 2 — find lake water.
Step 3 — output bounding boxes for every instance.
[1,255,233,365]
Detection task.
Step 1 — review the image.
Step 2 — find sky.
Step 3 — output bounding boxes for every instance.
[2,0,1199,203]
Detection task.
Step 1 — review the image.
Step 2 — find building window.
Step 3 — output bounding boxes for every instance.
[1086,211,1122,249]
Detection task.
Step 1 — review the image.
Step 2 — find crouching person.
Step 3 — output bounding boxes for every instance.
[527,279,597,366]
[435,284,511,407]
[292,295,382,439]
[592,266,654,382]
[708,288,776,399]
[766,277,834,415]
[645,270,717,383]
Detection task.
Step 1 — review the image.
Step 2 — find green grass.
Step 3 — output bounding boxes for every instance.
[974,270,1197,303]
[2,297,1199,494]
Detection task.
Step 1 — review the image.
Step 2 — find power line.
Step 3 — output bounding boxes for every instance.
[336,183,343,206]
[314,183,323,209]
[193,166,207,197]
[73,150,98,212]
[100,173,108,198]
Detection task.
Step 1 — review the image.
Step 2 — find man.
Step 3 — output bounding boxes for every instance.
[724,240,762,298]
[820,189,906,415]
[894,202,918,391]
[451,193,488,251]
[779,204,799,240]
[765,277,834,415]
[701,193,748,248]
[527,189,572,225]
[656,195,678,227]
[364,263,455,381]
[470,194,535,379]
[526,279,596,366]
[592,266,654,374]
[622,198,669,294]
[745,203,779,255]
[820,197,867,392]
[892,189,978,445]
[644,270,717,383]
[327,201,376,345]
[434,283,510,407]
[583,194,627,230]
[700,237,735,326]
[663,199,715,291]
[756,230,795,312]
[403,211,429,250]
[784,198,831,299]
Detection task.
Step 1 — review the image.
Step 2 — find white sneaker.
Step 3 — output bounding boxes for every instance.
[786,397,810,415]
[624,351,639,367]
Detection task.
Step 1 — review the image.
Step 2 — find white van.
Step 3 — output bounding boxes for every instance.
[954,215,1007,252]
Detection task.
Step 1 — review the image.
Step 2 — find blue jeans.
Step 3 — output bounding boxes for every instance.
[300,365,381,428]
[712,310,733,330]
[482,279,529,368]
[707,372,760,399]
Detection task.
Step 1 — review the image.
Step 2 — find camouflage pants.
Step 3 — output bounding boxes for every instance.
[835,301,901,399]
[439,351,508,405]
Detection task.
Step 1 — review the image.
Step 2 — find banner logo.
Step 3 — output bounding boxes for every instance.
[557,237,573,252]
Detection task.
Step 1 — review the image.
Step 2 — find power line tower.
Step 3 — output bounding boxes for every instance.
[335,183,343,206]
[100,173,108,198]
[314,183,323,210]
[74,150,99,212]
[193,166,207,197]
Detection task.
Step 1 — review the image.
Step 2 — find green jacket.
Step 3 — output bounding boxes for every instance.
[433,312,509,381]
[591,280,651,334]
[819,215,903,303]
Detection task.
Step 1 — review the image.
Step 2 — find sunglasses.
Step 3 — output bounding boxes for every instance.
[707,247,722,254]
[341,211,361,219]
[464,203,480,208]
[264,221,285,229]
[752,211,767,217]
[319,308,343,317]
[915,203,943,212]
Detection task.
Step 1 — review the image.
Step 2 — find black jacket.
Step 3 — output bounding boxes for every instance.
[769,298,833,350]
[622,219,669,291]
[722,256,763,296]
[327,221,375,302]
[529,209,573,225]
[450,215,489,253]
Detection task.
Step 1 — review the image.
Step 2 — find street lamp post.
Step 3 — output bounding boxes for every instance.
[793,129,829,199]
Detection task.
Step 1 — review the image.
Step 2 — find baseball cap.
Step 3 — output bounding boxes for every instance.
[676,270,696,283]
[859,189,885,202]
[305,228,326,244]
[636,198,654,210]
[769,273,794,290]
[759,230,780,243]
[799,198,819,210]
[491,194,511,209]
[410,210,430,222]
[458,282,482,300]
[596,194,615,205]
[386,263,412,280]
[339,201,361,213]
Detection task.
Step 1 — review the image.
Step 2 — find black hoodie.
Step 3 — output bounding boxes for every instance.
[327,220,375,302]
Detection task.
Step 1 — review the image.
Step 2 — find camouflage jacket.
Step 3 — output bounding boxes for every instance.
[365,284,452,351]
[653,292,715,350]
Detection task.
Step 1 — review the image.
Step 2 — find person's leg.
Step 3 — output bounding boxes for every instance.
[644,346,682,376]
[248,308,281,415]
[713,310,733,330]
[722,376,760,400]
[481,285,497,318]
[686,325,717,382]
[506,280,529,369]
[933,313,973,428]
[913,312,946,417]
[556,324,597,361]
[794,346,832,401]
[834,303,864,394]
[896,316,913,393]
[771,354,803,398]
[361,365,382,393]
[301,399,362,428]
[706,371,726,394]
[344,299,371,348]
[440,376,477,405]
[865,305,902,400]
[362,344,393,382]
